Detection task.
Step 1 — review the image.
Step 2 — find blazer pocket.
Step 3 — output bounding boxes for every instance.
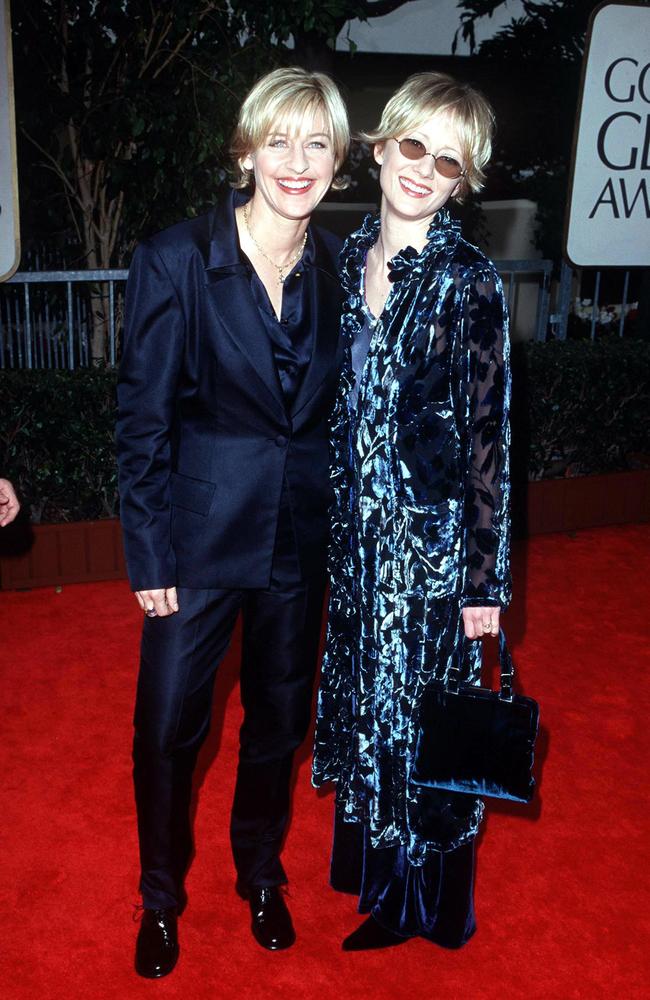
[169,472,216,516]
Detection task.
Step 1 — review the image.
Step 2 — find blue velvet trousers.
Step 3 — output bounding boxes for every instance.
[331,811,476,947]
[132,523,326,910]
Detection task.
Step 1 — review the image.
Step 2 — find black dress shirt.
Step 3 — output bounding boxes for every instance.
[242,235,315,411]
[240,226,318,580]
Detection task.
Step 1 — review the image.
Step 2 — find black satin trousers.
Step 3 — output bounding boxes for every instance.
[331,811,476,947]
[132,523,326,910]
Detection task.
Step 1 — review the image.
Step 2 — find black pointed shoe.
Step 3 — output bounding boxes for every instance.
[135,907,179,978]
[245,887,296,951]
[342,915,408,951]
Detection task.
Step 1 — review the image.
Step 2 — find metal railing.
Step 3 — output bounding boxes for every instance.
[495,259,552,343]
[0,257,555,369]
[1,269,128,369]
[552,261,637,340]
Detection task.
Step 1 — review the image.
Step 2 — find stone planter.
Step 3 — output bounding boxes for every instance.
[520,468,650,536]
[0,517,126,590]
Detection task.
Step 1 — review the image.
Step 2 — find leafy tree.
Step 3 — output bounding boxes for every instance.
[13,2,275,272]
[456,0,650,336]
[237,1,415,69]
[455,0,592,58]
[12,1,415,358]
[454,0,650,270]
[13,1,279,359]
[454,1,600,260]
[14,0,415,264]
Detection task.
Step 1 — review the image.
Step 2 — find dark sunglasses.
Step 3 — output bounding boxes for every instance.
[392,137,465,180]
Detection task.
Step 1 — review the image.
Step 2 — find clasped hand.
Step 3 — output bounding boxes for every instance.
[135,587,179,617]
[462,606,500,639]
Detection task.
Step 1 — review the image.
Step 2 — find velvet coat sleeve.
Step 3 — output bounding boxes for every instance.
[116,240,185,591]
[459,269,511,609]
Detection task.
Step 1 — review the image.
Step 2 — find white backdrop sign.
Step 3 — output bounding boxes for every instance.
[565,1,650,267]
[0,0,19,282]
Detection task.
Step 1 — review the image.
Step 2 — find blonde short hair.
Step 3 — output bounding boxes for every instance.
[231,67,350,191]
[362,72,495,196]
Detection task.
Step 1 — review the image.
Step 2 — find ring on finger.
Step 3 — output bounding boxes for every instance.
[145,608,157,618]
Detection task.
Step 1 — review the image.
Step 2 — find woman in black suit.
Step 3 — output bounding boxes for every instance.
[117,67,350,977]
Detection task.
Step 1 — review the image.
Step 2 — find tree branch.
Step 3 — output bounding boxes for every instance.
[20,128,77,198]
[64,192,84,246]
[360,0,415,17]
[107,190,125,265]
[97,35,128,100]
[150,4,218,80]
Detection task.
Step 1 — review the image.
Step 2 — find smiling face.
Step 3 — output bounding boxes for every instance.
[374,109,466,227]
[243,110,336,223]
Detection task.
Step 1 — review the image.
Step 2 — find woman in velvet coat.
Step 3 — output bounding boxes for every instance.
[312,73,511,950]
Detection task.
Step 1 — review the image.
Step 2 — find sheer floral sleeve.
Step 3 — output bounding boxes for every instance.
[460,268,511,608]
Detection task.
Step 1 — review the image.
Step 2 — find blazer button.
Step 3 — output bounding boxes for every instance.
[275,434,289,447]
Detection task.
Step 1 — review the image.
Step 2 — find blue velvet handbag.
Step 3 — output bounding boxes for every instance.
[411,630,539,803]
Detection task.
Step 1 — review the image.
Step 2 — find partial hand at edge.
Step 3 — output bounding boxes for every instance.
[0,478,20,527]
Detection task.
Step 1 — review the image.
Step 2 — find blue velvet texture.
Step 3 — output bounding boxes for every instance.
[330,811,476,947]
[313,209,512,861]
[412,680,539,803]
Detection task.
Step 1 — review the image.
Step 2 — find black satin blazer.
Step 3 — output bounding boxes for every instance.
[116,190,344,591]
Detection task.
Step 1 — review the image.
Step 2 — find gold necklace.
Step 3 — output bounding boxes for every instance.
[243,202,308,285]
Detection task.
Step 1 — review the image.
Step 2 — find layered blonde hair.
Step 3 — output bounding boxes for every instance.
[362,72,495,196]
[231,67,350,191]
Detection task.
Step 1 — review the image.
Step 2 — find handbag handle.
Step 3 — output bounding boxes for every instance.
[446,627,514,701]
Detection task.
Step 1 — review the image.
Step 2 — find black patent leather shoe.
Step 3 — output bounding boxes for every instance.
[135,907,179,978]
[244,887,296,951]
[342,915,408,951]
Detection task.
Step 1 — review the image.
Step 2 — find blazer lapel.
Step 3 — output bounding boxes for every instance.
[291,253,343,419]
[204,269,285,420]
[203,194,285,421]
[203,196,342,424]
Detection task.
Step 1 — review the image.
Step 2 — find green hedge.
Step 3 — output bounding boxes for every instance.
[513,339,650,480]
[1,339,649,523]
[0,368,118,523]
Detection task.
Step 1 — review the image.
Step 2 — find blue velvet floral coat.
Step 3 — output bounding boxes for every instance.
[312,209,512,863]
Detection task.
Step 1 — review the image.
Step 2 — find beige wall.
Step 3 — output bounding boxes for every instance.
[482,199,543,341]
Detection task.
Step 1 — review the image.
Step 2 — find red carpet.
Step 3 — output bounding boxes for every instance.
[1,525,649,999]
